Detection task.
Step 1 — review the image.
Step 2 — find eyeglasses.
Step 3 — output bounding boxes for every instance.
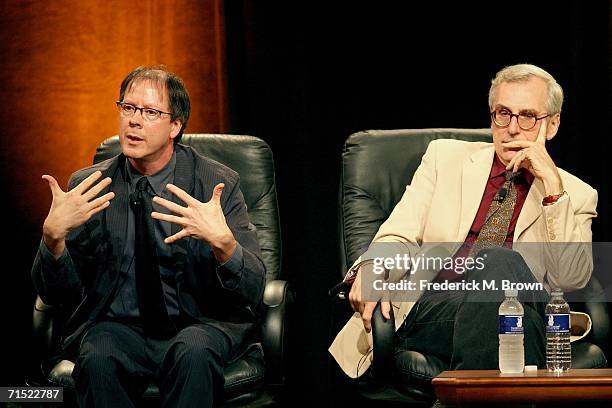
[490,109,549,131]
[116,101,172,121]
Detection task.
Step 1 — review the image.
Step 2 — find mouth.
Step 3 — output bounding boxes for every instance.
[126,134,144,142]
[501,140,521,152]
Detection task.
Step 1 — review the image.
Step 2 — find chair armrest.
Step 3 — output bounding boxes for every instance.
[329,280,397,380]
[261,279,293,385]
[370,302,395,379]
[33,295,58,357]
[571,276,610,351]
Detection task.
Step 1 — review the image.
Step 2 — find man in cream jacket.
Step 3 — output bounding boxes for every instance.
[330,64,597,380]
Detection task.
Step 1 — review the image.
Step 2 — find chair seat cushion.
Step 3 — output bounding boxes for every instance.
[394,350,449,398]
[47,350,265,402]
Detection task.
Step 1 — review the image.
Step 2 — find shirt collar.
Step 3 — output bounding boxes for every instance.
[491,153,534,186]
[126,152,177,195]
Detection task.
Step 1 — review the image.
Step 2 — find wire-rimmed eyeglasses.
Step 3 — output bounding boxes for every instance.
[116,101,172,121]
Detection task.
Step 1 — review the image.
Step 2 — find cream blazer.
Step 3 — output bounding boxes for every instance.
[329,139,598,378]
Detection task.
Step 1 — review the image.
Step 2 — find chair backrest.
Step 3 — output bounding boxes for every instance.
[339,128,492,276]
[94,134,281,283]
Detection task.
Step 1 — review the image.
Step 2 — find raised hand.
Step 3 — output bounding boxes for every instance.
[152,183,237,263]
[42,171,115,256]
[502,120,563,194]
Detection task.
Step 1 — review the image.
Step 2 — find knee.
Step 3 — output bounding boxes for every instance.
[74,339,117,379]
[479,247,522,265]
[476,247,527,278]
[169,329,221,369]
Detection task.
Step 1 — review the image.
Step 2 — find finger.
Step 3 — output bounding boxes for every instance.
[362,303,375,333]
[151,212,187,226]
[164,229,190,244]
[85,192,115,210]
[505,151,521,171]
[86,200,111,218]
[513,156,521,173]
[209,183,225,205]
[361,306,372,333]
[348,283,360,313]
[381,301,391,320]
[536,119,548,145]
[513,151,527,173]
[83,177,113,201]
[501,140,534,148]
[41,175,62,197]
[165,184,197,206]
[73,171,103,194]
[152,196,188,215]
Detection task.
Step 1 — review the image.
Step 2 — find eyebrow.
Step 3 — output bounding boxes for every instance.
[494,104,539,115]
[123,101,166,111]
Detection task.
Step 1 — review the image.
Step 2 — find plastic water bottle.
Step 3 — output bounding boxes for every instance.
[546,288,571,372]
[498,289,524,373]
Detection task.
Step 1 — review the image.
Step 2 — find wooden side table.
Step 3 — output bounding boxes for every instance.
[432,369,612,405]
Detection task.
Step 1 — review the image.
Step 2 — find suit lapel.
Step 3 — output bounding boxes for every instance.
[171,145,195,237]
[514,177,544,241]
[458,147,494,241]
[169,145,195,278]
[103,156,128,269]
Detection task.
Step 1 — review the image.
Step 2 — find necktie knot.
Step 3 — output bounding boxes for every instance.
[131,177,151,208]
[136,176,149,192]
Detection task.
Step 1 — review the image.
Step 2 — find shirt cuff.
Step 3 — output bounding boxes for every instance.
[216,242,244,289]
[39,239,69,265]
[38,239,71,285]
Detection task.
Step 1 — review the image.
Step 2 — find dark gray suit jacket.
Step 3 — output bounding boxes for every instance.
[31,144,266,360]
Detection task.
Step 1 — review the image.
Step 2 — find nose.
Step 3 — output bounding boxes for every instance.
[507,115,521,135]
[129,109,144,128]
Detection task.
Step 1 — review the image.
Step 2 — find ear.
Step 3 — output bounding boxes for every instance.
[546,113,560,141]
[169,119,182,141]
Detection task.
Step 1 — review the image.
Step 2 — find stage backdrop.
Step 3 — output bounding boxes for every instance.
[0,0,228,386]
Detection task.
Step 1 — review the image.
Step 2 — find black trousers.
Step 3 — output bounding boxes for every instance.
[396,247,549,374]
[72,320,230,408]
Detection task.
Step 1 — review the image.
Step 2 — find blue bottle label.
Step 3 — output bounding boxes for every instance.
[546,313,570,333]
[499,315,524,334]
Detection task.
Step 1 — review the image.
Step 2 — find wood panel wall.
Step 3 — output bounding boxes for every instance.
[0,0,228,229]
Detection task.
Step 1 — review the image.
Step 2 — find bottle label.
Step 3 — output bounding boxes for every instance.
[499,315,524,334]
[546,313,570,333]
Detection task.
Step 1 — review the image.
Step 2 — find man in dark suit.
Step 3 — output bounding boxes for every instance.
[31,65,265,407]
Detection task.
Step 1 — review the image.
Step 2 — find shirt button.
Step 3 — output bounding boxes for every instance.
[550,233,556,240]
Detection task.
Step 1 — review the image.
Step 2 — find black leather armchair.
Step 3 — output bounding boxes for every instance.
[29,134,292,406]
[332,129,609,404]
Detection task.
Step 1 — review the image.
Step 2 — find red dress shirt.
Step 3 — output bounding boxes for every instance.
[435,155,534,282]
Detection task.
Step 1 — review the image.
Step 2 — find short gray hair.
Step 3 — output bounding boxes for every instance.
[488,64,564,115]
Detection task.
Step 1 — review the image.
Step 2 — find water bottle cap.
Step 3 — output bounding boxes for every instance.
[504,289,518,297]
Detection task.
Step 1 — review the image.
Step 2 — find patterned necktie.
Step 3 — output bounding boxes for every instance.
[469,171,518,257]
[131,177,170,334]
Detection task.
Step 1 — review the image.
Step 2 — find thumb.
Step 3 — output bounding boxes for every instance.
[42,175,62,197]
[381,301,391,320]
[210,183,225,204]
